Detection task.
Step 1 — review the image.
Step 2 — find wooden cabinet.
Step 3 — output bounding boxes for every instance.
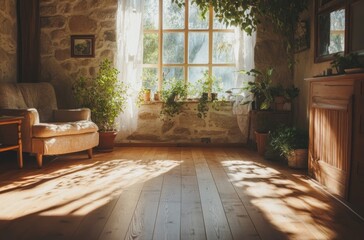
[306,73,364,217]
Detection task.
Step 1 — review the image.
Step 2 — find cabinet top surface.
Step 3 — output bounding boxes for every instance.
[305,73,364,82]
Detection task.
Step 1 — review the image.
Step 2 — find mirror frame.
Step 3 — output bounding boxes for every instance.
[315,0,364,63]
[314,0,348,63]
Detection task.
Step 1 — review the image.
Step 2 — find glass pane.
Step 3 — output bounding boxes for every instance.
[163,67,184,81]
[188,32,208,64]
[318,9,345,57]
[142,68,158,92]
[188,67,208,97]
[189,2,208,29]
[213,32,235,63]
[143,0,159,30]
[163,0,184,29]
[143,33,158,64]
[163,33,184,63]
[212,67,236,95]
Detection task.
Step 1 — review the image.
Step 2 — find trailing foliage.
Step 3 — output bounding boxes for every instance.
[72,59,129,131]
[197,93,209,118]
[160,78,188,119]
[172,0,308,68]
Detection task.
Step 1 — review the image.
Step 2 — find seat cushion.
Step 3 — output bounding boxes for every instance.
[32,120,98,138]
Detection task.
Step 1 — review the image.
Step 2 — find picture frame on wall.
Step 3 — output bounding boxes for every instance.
[294,20,310,53]
[71,35,95,58]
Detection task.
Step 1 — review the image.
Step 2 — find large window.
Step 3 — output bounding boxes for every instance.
[142,0,236,95]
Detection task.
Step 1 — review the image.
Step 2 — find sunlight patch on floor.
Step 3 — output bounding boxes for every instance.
[221,159,337,239]
[0,158,180,219]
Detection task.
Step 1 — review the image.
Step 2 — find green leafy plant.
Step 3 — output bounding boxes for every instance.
[172,0,308,68]
[72,59,129,131]
[195,71,223,118]
[284,85,299,101]
[160,78,188,119]
[330,52,362,74]
[241,67,274,110]
[197,93,209,118]
[270,125,308,158]
[196,71,223,98]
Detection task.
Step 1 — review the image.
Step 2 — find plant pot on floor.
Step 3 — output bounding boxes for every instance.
[287,149,308,169]
[255,131,269,156]
[97,131,117,152]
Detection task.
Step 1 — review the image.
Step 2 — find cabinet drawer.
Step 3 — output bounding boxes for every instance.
[311,81,354,99]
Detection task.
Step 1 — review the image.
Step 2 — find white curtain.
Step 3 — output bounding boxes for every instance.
[232,28,256,112]
[234,28,256,95]
[115,0,144,139]
[233,28,256,140]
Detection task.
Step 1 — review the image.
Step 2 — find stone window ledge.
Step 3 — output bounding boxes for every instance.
[141,100,233,105]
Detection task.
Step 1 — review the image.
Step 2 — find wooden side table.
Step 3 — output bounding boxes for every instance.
[0,116,23,168]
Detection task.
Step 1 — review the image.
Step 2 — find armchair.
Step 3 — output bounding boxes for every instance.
[0,82,99,167]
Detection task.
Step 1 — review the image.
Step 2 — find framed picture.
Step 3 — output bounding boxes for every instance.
[294,20,310,53]
[71,35,95,58]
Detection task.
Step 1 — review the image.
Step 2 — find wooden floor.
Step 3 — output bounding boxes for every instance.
[0,147,363,240]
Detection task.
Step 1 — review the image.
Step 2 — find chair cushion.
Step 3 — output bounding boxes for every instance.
[32,120,99,138]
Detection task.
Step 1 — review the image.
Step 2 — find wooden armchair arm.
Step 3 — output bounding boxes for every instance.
[0,108,39,152]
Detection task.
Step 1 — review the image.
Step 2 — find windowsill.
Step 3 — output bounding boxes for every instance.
[140,99,233,105]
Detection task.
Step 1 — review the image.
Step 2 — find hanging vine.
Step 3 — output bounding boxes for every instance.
[172,0,308,68]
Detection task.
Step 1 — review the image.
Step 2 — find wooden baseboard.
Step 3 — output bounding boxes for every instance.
[114,142,249,148]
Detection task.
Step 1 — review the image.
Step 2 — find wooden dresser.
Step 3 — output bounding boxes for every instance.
[306,73,364,217]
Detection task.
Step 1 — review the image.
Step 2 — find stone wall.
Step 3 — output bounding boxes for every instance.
[117,102,249,144]
[36,0,295,144]
[0,0,17,83]
[39,0,118,108]
[255,19,292,86]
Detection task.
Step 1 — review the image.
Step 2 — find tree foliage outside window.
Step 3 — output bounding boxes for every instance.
[142,0,236,96]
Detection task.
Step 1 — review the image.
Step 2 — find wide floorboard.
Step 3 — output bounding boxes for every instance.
[0,147,363,240]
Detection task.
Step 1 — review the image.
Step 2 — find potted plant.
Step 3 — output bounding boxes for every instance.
[253,115,272,156]
[197,71,222,101]
[72,59,129,152]
[283,85,299,111]
[241,67,275,110]
[194,71,223,118]
[271,84,286,111]
[160,78,187,120]
[270,125,308,169]
[330,52,362,74]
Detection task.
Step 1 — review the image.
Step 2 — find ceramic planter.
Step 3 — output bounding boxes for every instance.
[97,131,117,152]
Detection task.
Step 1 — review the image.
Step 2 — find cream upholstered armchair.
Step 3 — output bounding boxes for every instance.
[0,82,99,167]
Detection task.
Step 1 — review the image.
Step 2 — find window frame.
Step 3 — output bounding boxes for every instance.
[142,0,236,92]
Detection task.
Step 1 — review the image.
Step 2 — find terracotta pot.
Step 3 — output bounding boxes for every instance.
[154,92,160,101]
[144,90,151,102]
[97,131,117,152]
[254,131,269,156]
[274,96,285,111]
[287,149,308,169]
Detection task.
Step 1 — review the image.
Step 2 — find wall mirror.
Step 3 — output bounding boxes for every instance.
[317,9,345,58]
[315,0,364,62]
